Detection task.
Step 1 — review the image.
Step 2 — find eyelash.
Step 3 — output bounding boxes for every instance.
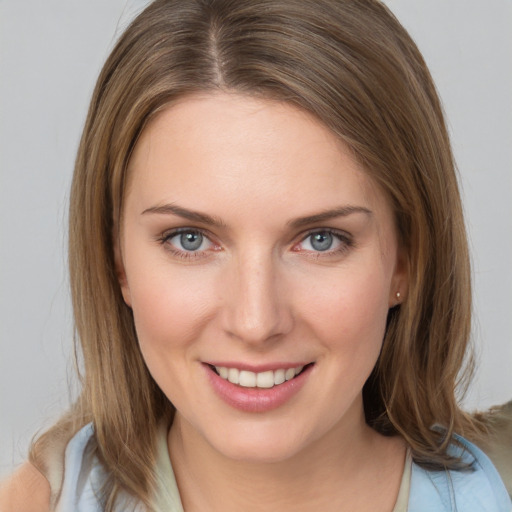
[156,228,218,261]
[156,228,354,260]
[293,229,354,258]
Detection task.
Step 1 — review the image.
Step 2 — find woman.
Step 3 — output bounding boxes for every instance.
[1,0,510,510]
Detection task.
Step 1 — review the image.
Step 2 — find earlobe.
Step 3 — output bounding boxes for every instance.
[390,290,403,307]
[389,246,409,307]
[113,238,132,308]
[389,285,407,308]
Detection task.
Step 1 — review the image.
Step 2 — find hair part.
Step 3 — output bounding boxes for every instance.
[31,0,484,508]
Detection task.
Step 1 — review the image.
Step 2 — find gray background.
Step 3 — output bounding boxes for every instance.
[1,0,511,477]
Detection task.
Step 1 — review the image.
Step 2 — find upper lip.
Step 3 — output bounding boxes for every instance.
[203,361,314,372]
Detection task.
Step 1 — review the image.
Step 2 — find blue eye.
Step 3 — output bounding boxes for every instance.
[180,231,203,251]
[309,232,334,251]
[296,230,351,254]
[167,230,212,252]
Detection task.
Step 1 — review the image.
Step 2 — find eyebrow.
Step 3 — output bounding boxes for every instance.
[288,206,372,229]
[141,203,371,228]
[142,203,227,227]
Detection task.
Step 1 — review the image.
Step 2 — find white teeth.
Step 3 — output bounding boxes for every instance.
[217,366,229,379]
[214,365,307,388]
[285,368,296,381]
[274,368,285,385]
[227,367,239,384]
[239,370,256,387]
[256,370,274,388]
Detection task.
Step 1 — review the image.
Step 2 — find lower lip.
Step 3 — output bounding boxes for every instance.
[204,364,313,413]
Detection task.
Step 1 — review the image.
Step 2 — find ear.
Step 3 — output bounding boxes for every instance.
[113,232,132,308]
[389,244,409,308]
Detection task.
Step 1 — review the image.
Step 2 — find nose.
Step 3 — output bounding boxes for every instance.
[221,251,293,346]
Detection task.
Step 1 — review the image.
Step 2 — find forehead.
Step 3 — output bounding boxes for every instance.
[126,92,391,225]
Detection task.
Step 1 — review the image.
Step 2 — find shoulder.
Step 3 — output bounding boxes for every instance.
[409,435,512,511]
[0,462,51,512]
[0,423,97,512]
[473,400,512,497]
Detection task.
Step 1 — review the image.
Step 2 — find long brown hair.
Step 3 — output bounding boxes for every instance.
[31,0,482,508]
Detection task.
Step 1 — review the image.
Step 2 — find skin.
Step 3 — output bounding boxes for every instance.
[0,463,50,512]
[117,92,408,511]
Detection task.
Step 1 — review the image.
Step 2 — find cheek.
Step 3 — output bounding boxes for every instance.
[126,260,218,354]
[126,263,220,405]
[295,264,390,351]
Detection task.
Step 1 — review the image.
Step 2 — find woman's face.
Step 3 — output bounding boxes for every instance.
[118,93,407,462]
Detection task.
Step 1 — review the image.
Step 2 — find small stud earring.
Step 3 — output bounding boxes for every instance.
[396,292,401,300]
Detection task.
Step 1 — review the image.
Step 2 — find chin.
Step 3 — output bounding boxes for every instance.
[202,419,316,464]
[214,438,304,464]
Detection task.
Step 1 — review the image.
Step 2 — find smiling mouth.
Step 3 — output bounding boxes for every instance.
[208,363,314,389]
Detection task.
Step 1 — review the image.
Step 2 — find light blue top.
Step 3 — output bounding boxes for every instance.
[408,434,511,511]
[53,423,511,511]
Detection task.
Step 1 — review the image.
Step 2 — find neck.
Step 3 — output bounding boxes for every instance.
[167,402,405,512]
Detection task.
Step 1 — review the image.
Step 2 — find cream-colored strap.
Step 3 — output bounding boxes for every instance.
[392,448,412,512]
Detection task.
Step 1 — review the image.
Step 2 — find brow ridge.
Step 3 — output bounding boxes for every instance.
[288,206,372,229]
[142,203,371,229]
[141,203,227,227]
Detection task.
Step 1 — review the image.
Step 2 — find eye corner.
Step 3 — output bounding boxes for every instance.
[290,241,302,253]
